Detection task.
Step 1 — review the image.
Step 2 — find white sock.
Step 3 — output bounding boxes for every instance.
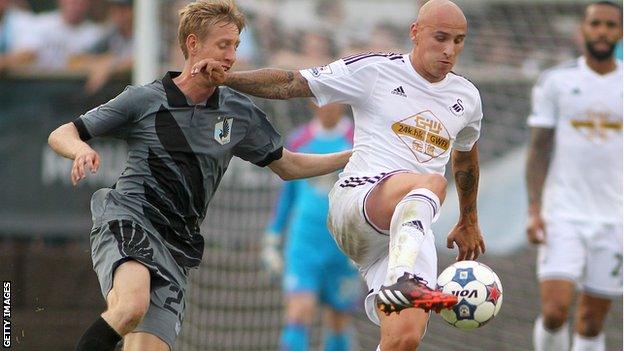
[533,317,569,351]
[572,333,605,351]
[384,188,439,285]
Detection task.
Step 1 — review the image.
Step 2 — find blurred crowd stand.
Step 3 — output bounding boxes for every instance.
[0,0,37,72]
[0,0,133,94]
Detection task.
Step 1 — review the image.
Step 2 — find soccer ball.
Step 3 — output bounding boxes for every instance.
[436,261,503,329]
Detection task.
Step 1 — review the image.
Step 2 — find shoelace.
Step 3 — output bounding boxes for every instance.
[402,273,429,287]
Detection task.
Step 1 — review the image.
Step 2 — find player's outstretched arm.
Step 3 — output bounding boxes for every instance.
[268,148,351,180]
[48,122,100,186]
[190,59,313,99]
[446,145,486,261]
[224,69,314,100]
[525,127,554,244]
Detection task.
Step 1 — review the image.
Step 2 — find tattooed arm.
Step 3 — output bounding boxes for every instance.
[446,145,485,261]
[525,127,554,244]
[224,69,313,100]
[453,146,480,226]
[189,58,313,100]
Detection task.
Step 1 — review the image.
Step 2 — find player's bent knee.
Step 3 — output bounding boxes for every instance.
[421,174,447,195]
[576,322,603,337]
[285,309,314,326]
[406,173,447,203]
[285,298,316,325]
[541,303,569,329]
[110,295,150,331]
[324,310,350,331]
[576,310,605,336]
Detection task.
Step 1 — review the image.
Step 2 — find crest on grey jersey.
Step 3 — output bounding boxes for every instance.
[214,117,233,145]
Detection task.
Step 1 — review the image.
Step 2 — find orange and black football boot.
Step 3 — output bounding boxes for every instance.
[376,272,458,315]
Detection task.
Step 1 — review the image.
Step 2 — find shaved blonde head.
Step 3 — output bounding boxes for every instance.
[409,0,468,82]
[416,0,467,30]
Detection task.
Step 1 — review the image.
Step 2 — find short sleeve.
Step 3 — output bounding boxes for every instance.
[527,72,558,128]
[454,95,483,152]
[234,105,284,167]
[299,58,377,107]
[72,85,138,140]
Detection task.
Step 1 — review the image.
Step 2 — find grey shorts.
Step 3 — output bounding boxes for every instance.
[90,218,188,349]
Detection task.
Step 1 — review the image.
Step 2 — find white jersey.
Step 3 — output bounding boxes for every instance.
[300,53,483,179]
[528,57,623,223]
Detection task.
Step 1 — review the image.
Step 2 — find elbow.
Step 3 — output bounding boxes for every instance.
[48,122,75,150]
[277,170,297,181]
[270,148,299,180]
[48,127,59,149]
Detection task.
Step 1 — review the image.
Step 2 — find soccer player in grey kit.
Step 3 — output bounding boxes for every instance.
[47,1,351,351]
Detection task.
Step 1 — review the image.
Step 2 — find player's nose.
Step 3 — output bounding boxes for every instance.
[442,43,455,58]
[224,48,236,64]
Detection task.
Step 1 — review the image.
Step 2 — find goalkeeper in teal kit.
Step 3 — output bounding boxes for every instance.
[262,103,360,351]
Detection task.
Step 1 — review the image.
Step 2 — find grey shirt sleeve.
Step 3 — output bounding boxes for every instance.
[73,85,139,140]
[234,105,283,167]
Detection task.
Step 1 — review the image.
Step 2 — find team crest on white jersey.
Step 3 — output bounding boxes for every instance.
[449,99,465,117]
[391,111,451,163]
[214,117,233,145]
[308,65,333,77]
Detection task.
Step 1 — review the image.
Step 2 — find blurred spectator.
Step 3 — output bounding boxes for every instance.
[0,0,37,71]
[26,0,106,70]
[89,0,132,60]
[250,9,283,65]
[365,22,404,53]
[314,0,357,52]
[165,0,187,69]
[271,29,336,69]
[70,0,133,93]
[233,9,261,69]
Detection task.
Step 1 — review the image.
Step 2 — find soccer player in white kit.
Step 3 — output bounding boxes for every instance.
[193,0,486,349]
[526,2,623,351]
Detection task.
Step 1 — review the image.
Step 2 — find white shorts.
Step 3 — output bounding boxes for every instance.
[537,219,623,297]
[327,171,438,325]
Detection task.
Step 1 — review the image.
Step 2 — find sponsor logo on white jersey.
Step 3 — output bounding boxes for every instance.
[391,86,407,97]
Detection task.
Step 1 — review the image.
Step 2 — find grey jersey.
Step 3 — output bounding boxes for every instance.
[74,72,283,268]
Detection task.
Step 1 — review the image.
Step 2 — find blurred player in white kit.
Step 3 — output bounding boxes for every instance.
[525,2,623,351]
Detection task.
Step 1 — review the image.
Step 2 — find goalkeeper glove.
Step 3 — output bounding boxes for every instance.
[261,232,283,282]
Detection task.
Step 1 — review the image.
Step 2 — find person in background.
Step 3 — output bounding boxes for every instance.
[71,0,134,94]
[25,0,106,71]
[263,103,360,351]
[614,39,622,60]
[526,2,622,351]
[0,0,37,71]
[271,30,337,70]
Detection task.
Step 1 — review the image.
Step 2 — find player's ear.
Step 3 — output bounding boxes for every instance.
[186,34,200,57]
[410,22,418,44]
